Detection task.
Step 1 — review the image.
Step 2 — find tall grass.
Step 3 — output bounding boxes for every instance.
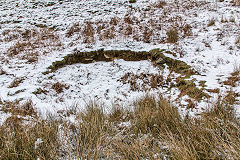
[0,117,60,159]
[0,95,239,159]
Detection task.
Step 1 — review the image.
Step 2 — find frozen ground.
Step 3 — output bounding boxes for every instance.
[0,0,240,121]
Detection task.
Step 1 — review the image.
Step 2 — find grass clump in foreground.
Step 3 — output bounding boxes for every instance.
[0,95,239,159]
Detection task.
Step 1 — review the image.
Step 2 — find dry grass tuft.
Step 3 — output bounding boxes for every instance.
[207,18,215,27]
[182,23,192,37]
[166,103,240,159]
[65,3,198,45]
[166,28,178,43]
[0,68,7,75]
[82,22,95,43]
[52,82,69,93]
[235,36,240,48]
[8,77,25,88]
[66,23,81,37]
[132,95,182,136]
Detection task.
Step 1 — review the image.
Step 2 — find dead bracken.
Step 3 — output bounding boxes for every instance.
[52,82,69,93]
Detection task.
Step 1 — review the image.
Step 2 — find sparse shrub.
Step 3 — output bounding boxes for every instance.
[66,23,81,37]
[52,82,69,93]
[0,68,7,75]
[166,28,178,43]
[207,18,215,26]
[143,27,153,43]
[183,23,192,37]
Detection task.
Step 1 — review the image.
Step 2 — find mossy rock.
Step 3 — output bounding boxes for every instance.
[129,0,136,3]
[44,48,197,77]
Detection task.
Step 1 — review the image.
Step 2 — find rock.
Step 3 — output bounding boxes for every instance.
[156,57,166,64]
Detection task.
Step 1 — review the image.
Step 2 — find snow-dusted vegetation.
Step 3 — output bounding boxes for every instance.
[0,0,239,159]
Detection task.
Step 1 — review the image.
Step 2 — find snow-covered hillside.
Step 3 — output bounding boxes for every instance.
[0,0,240,121]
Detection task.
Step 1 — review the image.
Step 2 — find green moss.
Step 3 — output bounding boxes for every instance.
[176,78,210,101]
[150,49,196,77]
[199,80,207,87]
[32,88,47,95]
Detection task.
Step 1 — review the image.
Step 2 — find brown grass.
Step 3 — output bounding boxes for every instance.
[8,77,25,88]
[235,36,240,46]
[1,100,37,117]
[207,18,215,27]
[65,3,197,45]
[52,82,69,93]
[0,95,239,159]
[151,0,167,8]
[0,117,60,159]
[166,28,178,43]
[66,23,81,37]
[233,0,240,6]
[222,70,240,87]
[0,68,7,75]
[120,72,164,91]
[5,28,63,62]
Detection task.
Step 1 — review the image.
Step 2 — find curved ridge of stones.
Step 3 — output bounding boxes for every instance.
[44,48,196,77]
[43,49,210,102]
